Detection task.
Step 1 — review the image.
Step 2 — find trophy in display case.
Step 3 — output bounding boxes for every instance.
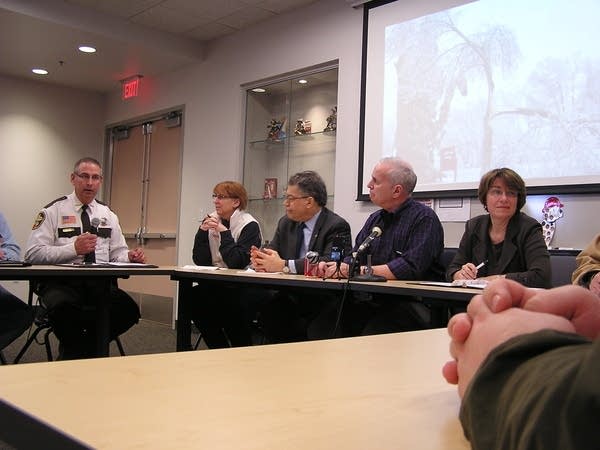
[263,178,278,199]
[294,118,312,135]
[267,117,286,141]
[323,106,337,132]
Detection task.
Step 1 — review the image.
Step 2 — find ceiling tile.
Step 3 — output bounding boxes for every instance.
[64,0,164,19]
[185,22,237,42]
[257,0,320,14]
[218,6,275,30]
[0,0,333,92]
[129,5,205,34]
[160,0,248,20]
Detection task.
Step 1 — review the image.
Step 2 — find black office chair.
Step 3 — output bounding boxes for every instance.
[12,303,54,363]
[0,286,35,365]
[549,250,579,287]
[13,282,125,363]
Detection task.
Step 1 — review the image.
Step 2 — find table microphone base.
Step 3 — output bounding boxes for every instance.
[351,274,387,282]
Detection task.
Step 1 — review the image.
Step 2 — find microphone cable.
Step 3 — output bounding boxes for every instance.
[331,252,358,338]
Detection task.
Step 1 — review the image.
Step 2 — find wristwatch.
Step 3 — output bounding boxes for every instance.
[282,260,290,274]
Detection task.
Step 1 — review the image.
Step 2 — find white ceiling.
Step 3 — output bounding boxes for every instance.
[0,0,339,93]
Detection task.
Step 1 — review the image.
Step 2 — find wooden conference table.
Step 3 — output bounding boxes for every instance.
[0,264,174,356]
[171,267,481,351]
[0,328,469,450]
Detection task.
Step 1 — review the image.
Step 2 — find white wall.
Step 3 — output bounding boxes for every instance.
[0,74,105,297]
[104,0,599,262]
[104,0,372,265]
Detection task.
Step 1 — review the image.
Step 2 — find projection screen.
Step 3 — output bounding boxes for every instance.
[358,0,600,199]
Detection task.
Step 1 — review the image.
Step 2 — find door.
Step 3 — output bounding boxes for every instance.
[107,111,182,325]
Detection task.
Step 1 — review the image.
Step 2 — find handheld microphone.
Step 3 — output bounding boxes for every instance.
[90,217,100,234]
[356,226,382,254]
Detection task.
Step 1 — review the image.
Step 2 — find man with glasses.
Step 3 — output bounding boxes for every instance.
[24,157,145,359]
[250,170,351,342]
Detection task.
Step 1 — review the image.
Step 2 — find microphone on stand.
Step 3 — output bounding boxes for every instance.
[351,226,386,282]
[356,226,382,255]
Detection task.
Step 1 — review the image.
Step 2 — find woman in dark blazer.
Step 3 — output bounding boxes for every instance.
[447,168,551,288]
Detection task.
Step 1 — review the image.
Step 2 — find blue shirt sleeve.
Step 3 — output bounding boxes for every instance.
[0,212,21,261]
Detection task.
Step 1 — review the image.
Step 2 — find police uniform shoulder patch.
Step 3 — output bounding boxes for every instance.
[43,196,67,209]
[32,211,46,230]
[96,199,107,206]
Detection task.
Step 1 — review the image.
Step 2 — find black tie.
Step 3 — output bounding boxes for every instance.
[295,223,306,259]
[81,204,96,263]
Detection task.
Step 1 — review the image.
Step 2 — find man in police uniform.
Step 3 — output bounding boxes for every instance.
[25,157,145,359]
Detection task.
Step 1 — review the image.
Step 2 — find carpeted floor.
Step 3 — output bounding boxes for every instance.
[0,319,205,365]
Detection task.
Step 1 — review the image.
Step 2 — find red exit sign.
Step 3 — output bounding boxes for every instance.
[122,76,141,100]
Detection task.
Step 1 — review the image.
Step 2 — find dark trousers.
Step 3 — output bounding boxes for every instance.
[311,292,431,338]
[38,279,140,359]
[258,288,340,343]
[190,282,253,348]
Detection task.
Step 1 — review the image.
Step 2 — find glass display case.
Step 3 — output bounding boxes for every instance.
[243,66,338,241]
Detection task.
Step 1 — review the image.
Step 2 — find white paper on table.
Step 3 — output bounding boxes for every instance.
[181,265,221,271]
[237,268,284,275]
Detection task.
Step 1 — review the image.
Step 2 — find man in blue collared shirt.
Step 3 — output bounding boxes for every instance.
[0,211,34,358]
[320,157,445,335]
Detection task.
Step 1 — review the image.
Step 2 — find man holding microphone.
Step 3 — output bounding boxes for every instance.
[25,157,145,359]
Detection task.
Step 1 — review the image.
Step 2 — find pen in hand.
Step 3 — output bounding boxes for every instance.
[200,214,212,226]
[475,260,488,270]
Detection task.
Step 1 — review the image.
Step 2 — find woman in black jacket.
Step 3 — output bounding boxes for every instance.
[447,168,551,288]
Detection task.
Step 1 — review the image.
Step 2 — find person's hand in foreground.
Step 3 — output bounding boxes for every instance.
[441,279,600,397]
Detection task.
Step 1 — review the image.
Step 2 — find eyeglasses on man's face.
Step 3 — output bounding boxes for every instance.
[283,194,310,203]
[212,194,232,200]
[74,172,103,182]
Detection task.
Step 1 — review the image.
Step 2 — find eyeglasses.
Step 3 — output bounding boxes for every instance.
[283,195,310,202]
[212,194,232,200]
[74,172,102,182]
[488,188,518,198]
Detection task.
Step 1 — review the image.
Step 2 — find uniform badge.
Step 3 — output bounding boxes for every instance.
[100,217,108,226]
[32,211,46,230]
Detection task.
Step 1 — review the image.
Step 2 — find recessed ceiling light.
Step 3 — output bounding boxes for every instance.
[252,88,266,93]
[298,79,308,84]
[32,68,48,75]
[78,45,97,53]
